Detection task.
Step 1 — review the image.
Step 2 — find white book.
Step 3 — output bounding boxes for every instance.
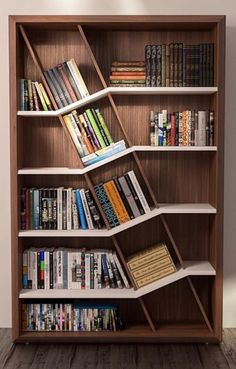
[80,188,94,229]
[105,252,115,288]
[29,249,37,290]
[97,253,102,288]
[93,252,98,289]
[127,170,150,213]
[66,188,72,230]
[71,190,79,230]
[85,252,90,289]
[67,59,88,99]
[53,251,57,289]
[108,252,123,289]
[82,139,126,163]
[76,251,82,289]
[113,252,130,289]
[198,110,207,146]
[57,187,63,230]
[56,249,63,289]
[68,113,89,156]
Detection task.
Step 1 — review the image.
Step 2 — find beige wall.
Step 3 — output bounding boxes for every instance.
[0,0,235,328]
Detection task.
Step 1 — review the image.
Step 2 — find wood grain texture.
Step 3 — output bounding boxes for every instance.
[9,15,225,343]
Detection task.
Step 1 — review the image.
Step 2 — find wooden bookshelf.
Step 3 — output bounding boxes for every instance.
[9,15,225,343]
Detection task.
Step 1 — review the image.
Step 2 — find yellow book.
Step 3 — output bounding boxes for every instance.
[135,265,176,288]
[131,256,174,279]
[103,180,130,224]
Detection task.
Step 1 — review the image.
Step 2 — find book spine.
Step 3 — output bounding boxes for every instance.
[178,43,183,87]
[127,171,150,213]
[27,80,34,111]
[80,189,94,230]
[44,251,50,290]
[124,173,144,215]
[46,69,66,108]
[62,190,67,230]
[112,252,130,289]
[62,62,82,100]
[135,265,176,288]
[31,82,40,111]
[94,184,119,228]
[151,45,157,87]
[156,45,162,87]
[85,252,91,289]
[145,45,151,87]
[66,59,88,99]
[71,190,79,229]
[33,189,40,230]
[75,189,87,229]
[161,44,166,87]
[108,252,123,288]
[22,251,28,289]
[91,108,110,146]
[105,252,116,288]
[72,111,94,154]
[20,188,26,230]
[66,188,72,230]
[38,83,53,110]
[67,113,88,156]
[169,43,174,87]
[63,250,68,289]
[23,79,29,110]
[112,176,134,219]
[174,43,179,87]
[34,81,48,111]
[198,111,207,146]
[83,112,101,150]
[57,64,78,103]
[94,108,114,145]
[165,44,170,87]
[19,79,25,110]
[90,252,94,289]
[210,111,214,146]
[51,67,72,105]
[49,250,54,289]
[85,109,106,149]
[103,180,130,224]
[63,115,85,157]
[101,254,110,288]
[118,176,141,218]
[69,58,89,97]
[84,189,103,229]
[78,113,97,152]
[131,256,174,279]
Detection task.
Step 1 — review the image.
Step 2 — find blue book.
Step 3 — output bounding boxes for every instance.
[33,189,40,230]
[75,189,87,229]
[101,254,110,288]
[94,184,119,228]
[83,145,126,166]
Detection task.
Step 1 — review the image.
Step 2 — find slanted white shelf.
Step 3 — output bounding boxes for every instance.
[18,203,216,238]
[17,86,218,117]
[19,260,216,299]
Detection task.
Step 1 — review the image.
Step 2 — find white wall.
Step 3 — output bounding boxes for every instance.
[0,0,235,328]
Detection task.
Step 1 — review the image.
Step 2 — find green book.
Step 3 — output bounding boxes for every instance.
[95,108,114,145]
[85,109,106,149]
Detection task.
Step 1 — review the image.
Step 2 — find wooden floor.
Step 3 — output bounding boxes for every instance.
[0,329,236,369]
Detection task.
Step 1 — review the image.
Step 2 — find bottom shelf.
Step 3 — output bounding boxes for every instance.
[16,323,218,343]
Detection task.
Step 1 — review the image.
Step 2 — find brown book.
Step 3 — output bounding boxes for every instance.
[57,64,78,103]
[112,61,145,67]
[110,75,145,80]
[112,71,146,76]
[127,244,168,271]
[111,67,146,72]
[103,180,130,224]
[71,110,94,154]
[165,44,170,87]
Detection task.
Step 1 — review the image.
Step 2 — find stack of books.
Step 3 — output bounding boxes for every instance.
[150,109,214,146]
[127,243,176,288]
[94,170,151,229]
[63,108,126,166]
[22,248,130,290]
[109,61,146,87]
[145,43,214,87]
[44,58,89,109]
[19,79,53,111]
[22,303,123,332]
[20,187,103,230]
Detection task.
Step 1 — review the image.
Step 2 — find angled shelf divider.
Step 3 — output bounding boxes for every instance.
[10,15,225,343]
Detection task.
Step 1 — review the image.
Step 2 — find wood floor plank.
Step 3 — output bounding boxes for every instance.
[0,329,13,369]
[1,329,236,369]
[221,329,236,369]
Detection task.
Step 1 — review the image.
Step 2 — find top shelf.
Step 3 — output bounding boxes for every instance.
[17,87,218,118]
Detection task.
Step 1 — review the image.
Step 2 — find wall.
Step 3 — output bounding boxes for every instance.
[0,0,235,328]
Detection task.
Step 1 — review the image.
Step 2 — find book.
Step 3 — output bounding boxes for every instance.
[75,189,87,229]
[103,180,130,224]
[127,170,151,213]
[118,176,141,218]
[85,109,106,148]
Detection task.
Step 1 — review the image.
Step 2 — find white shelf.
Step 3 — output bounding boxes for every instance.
[19,260,215,299]
[17,87,218,117]
[18,204,216,238]
[17,146,217,175]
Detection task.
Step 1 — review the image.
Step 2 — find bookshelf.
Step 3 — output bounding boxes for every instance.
[9,15,225,343]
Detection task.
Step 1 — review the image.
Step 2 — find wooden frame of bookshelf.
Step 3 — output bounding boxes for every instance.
[9,15,225,343]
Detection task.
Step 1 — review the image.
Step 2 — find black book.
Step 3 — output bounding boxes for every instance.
[37,251,41,289]
[124,173,144,215]
[145,45,152,87]
[24,79,29,110]
[113,176,134,219]
[178,43,183,87]
[62,190,67,230]
[84,189,104,229]
[41,189,49,230]
[49,250,53,289]
[199,44,204,86]
[52,189,57,230]
[174,112,179,146]
[209,43,214,86]
[43,70,64,109]
[47,69,67,107]
[38,189,43,230]
[20,188,26,230]
[156,45,162,87]
[51,67,72,105]
[91,108,110,146]
[151,45,157,87]
[173,43,179,87]
[169,43,174,87]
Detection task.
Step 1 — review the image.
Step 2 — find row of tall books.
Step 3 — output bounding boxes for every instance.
[62,108,126,166]
[22,248,130,290]
[127,243,176,288]
[145,43,214,87]
[19,79,53,111]
[20,188,103,230]
[94,170,151,228]
[22,303,123,332]
[44,58,89,109]
[150,110,214,147]
[109,61,146,87]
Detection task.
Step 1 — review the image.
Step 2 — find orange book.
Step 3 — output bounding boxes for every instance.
[103,180,130,224]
